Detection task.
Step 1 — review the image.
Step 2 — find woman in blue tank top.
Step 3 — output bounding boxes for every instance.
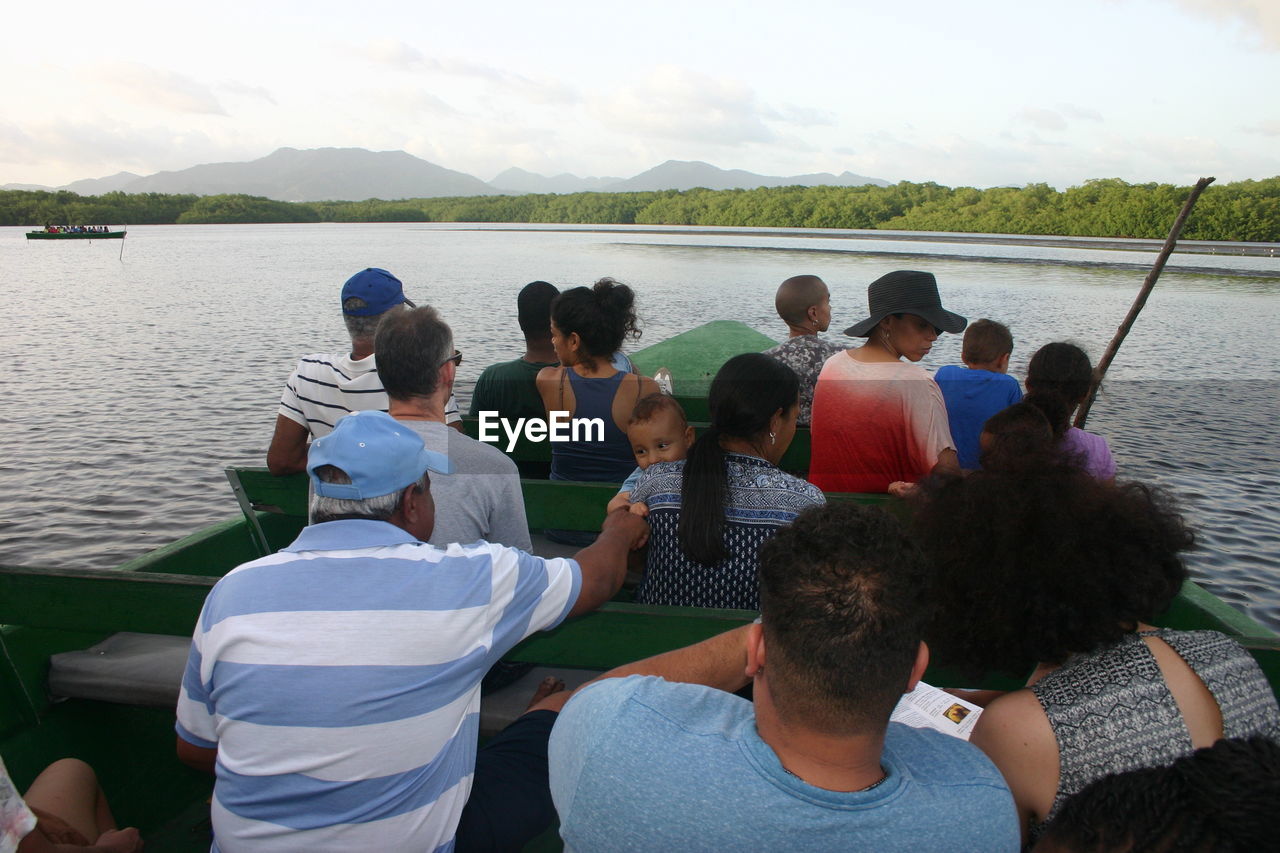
[536,279,660,542]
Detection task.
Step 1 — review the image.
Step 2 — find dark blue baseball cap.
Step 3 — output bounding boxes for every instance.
[341,268,415,316]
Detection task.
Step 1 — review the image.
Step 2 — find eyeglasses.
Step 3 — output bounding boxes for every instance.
[441,350,462,368]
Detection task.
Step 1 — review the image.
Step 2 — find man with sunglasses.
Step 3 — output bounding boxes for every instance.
[375,304,533,550]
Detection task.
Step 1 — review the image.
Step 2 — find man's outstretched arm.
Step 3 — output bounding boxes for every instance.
[565,509,649,619]
[266,414,310,475]
[531,624,753,713]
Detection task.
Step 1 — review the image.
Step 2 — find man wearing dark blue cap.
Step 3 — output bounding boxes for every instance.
[267,268,465,475]
[179,410,648,851]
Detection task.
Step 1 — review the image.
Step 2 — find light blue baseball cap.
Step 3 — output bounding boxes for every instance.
[307,411,453,500]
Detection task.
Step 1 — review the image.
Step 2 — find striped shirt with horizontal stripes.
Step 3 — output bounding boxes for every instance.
[278,352,460,438]
[175,520,581,852]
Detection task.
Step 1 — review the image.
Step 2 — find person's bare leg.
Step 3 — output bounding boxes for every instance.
[94,778,118,836]
[525,676,565,711]
[23,758,114,841]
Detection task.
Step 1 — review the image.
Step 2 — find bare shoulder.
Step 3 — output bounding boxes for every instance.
[973,689,1053,745]
[971,688,1060,831]
[535,365,562,387]
[637,375,661,396]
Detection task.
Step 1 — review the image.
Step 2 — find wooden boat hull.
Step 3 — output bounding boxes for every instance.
[26,230,126,240]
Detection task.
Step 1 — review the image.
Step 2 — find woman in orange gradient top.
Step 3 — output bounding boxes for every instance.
[809,270,966,493]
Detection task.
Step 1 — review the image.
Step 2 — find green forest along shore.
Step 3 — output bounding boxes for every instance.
[4,177,1278,243]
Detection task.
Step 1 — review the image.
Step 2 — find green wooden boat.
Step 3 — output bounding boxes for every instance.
[26,228,126,240]
[1,321,1276,851]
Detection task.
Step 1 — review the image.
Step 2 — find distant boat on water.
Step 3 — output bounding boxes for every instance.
[27,225,126,240]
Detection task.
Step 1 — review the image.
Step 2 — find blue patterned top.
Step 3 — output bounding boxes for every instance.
[630,454,825,610]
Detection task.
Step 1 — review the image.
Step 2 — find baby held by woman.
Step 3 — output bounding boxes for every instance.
[607,394,694,515]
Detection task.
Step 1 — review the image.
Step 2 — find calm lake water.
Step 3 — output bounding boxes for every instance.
[4,223,1279,629]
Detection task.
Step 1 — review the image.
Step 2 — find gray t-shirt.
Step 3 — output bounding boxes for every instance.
[401,420,532,551]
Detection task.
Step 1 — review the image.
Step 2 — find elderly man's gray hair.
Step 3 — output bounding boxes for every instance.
[343,297,405,341]
[310,464,429,525]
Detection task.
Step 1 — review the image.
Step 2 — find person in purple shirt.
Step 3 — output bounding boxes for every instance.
[1024,342,1116,482]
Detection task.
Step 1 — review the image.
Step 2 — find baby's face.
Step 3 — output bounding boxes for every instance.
[629,410,694,469]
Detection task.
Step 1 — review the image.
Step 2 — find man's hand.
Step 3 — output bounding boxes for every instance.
[567,510,650,618]
[601,507,648,550]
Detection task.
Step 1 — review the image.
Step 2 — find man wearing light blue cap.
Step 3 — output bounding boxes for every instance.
[178,411,647,852]
[267,267,465,476]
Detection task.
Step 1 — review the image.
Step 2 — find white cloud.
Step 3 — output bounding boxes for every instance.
[355,38,427,71]
[1060,104,1103,122]
[353,39,578,105]
[589,66,831,149]
[1242,119,1280,137]
[0,116,266,183]
[1168,0,1280,50]
[590,66,775,145]
[367,88,460,118]
[0,121,38,164]
[90,61,227,115]
[768,104,838,127]
[1015,107,1067,132]
[219,81,277,106]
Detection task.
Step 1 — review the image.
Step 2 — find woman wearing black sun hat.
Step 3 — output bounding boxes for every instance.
[808,270,967,494]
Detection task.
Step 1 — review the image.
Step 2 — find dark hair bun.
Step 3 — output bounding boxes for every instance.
[551,277,641,358]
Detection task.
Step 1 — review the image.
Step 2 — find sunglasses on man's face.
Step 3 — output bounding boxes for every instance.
[441,350,463,368]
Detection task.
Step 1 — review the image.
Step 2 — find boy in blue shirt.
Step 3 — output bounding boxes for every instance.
[935,319,1022,470]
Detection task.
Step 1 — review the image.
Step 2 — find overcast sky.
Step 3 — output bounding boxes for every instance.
[3,0,1277,189]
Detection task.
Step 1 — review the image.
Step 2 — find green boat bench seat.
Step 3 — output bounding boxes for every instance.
[224,465,888,560]
[461,416,815,475]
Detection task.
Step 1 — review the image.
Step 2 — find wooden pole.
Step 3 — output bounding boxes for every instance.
[1074,176,1215,428]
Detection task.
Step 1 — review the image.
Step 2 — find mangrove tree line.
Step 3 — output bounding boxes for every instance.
[2,177,1277,242]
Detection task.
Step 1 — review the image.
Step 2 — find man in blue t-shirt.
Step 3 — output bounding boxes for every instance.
[545,503,1020,852]
[935,318,1023,469]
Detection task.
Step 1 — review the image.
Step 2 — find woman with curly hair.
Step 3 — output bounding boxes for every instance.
[536,279,660,542]
[1034,737,1280,853]
[913,468,1280,844]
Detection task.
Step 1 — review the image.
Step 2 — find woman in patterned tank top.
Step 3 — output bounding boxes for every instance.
[912,467,1280,844]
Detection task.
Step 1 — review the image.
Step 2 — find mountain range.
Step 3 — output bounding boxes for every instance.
[4,148,889,202]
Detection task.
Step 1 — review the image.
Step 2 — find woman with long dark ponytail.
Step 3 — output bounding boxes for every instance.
[630,353,825,610]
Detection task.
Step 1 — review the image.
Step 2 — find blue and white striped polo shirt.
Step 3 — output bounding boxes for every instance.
[175,519,581,853]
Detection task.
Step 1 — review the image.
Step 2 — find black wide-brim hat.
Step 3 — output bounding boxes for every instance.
[844,270,968,337]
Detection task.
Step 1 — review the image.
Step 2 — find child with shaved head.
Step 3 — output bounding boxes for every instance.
[762,275,844,426]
